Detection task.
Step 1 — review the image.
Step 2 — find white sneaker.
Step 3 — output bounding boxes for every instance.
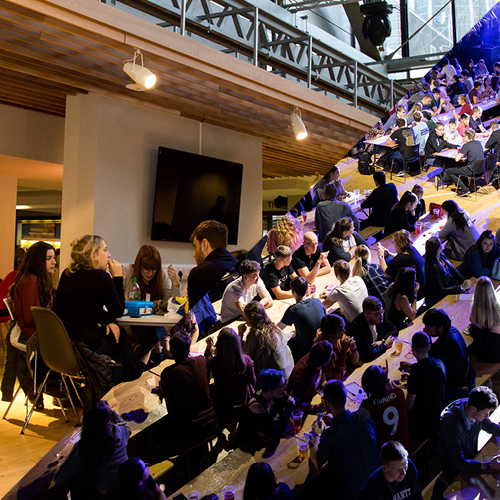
[396,170,405,177]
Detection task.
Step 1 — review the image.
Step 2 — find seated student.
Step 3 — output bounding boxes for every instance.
[312,165,348,207]
[158,332,216,452]
[383,191,418,237]
[439,57,457,83]
[261,245,297,300]
[411,111,429,155]
[435,387,500,499]
[424,121,459,170]
[447,75,465,106]
[453,94,473,121]
[360,366,411,451]
[406,84,424,108]
[422,308,475,403]
[322,217,368,266]
[468,106,486,133]
[385,268,419,331]
[424,237,471,307]
[286,340,333,409]
[315,183,359,243]
[468,80,482,105]
[240,301,294,382]
[480,77,496,100]
[468,277,500,363]
[220,259,273,324]
[383,105,407,133]
[163,309,199,358]
[422,110,436,133]
[204,327,256,424]
[346,297,397,363]
[277,277,326,361]
[235,369,291,451]
[358,441,422,500]
[405,332,446,441]
[291,231,331,284]
[352,245,390,305]
[457,112,470,138]
[310,380,380,500]
[320,260,368,323]
[360,171,399,230]
[492,62,500,92]
[411,184,426,220]
[243,463,294,500]
[443,118,462,145]
[460,70,474,94]
[377,118,416,174]
[314,313,359,381]
[459,229,500,279]
[439,200,479,260]
[430,87,445,113]
[442,128,484,197]
[407,94,432,123]
[475,58,489,76]
[485,120,500,151]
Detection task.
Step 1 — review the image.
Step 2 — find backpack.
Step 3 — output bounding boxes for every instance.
[358,151,375,175]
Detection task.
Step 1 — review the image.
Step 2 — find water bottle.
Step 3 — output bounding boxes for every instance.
[356,389,364,407]
[129,277,140,300]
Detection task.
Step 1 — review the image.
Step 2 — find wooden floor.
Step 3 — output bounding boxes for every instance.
[2,159,500,498]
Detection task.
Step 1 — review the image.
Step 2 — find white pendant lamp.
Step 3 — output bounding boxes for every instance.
[123,49,157,92]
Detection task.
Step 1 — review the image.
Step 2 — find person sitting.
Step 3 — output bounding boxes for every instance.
[104,457,167,500]
[347,297,397,362]
[460,70,474,94]
[439,200,479,260]
[384,191,418,237]
[277,276,326,361]
[475,58,489,76]
[312,165,348,207]
[358,441,422,500]
[406,94,432,123]
[286,340,333,410]
[204,327,256,424]
[163,310,199,358]
[220,259,273,324]
[239,301,294,381]
[457,112,470,138]
[384,268,419,331]
[411,111,429,155]
[158,331,216,454]
[359,171,399,230]
[360,366,411,451]
[485,120,500,152]
[424,121,458,170]
[422,308,475,403]
[377,118,417,175]
[235,369,291,451]
[443,118,462,145]
[447,75,465,106]
[405,332,446,441]
[320,260,368,323]
[411,185,426,220]
[322,217,367,266]
[243,463,294,500]
[383,105,407,133]
[291,231,331,284]
[424,237,471,307]
[422,110,436,133]
[468,277,500,363]
[468,106,486,133]
[352,245,390,305]
[314,313,359,381]
[55,400,131,500]
[315,183,359,243]
[479,77,496,100]
[310,380,380,500]
[188,220,239,308]
[453,94,473,121]
[459,229,500,279]
[261,245,297,300]
[468,81,482,105]
[434,387,500,500]
[439,57,457,83]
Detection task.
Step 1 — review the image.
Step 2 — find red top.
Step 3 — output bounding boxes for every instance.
[13,274,40,340]
[459,103,473,117]
[360,387,412,451]
[287,353,324,404]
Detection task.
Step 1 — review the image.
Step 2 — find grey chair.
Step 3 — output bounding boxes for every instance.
[390,145,420,182]
[457,158,487,201]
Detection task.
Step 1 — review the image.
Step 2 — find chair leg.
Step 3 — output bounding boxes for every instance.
[3,386,22,420]
[68,375,84,408]
[61,374,79,420]
[456,175,461,197]
[21,370,51,434]
[54,397,70,423]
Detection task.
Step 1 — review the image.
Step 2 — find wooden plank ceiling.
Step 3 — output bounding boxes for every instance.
[0,0,379,179]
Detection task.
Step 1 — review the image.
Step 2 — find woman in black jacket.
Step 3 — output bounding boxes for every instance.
[323,217,367,266]
[424,237,471,307]
[384,191,418,237]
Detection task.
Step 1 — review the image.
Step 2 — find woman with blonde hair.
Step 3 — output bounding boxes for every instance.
[468,277,500,362]
[239,301,294,381]
[352,245,389,304]
[322,217,367,266]
[54,235,148,387]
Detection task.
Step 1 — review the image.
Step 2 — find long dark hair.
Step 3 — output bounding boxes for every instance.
[323,217,353,249]
[214,327,246,376]
[392,191,417,212]
[387,267,416,303]
[115,457,155,500]
[243,462,278,500]
[475,230,496,255]
[132,245,164,300]
[425,237,443,268]
[9,242,55,308]
[442,200,467,231]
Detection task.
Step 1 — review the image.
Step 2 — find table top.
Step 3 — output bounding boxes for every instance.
[117,311,183,327]
[434,135,489,159]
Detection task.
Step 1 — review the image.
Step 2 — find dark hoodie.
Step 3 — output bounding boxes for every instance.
[439,398,500,480]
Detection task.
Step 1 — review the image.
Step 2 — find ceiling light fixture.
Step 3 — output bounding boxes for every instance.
[123,49,157,92]
[291,107,308,140]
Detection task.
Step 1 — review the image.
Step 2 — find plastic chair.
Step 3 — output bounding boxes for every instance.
[457,158,487,201]
[390,145,420,182]
[20,307,85,433]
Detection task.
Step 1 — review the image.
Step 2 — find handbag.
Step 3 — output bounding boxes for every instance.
[491,259,500,280]
[429,202,443,218]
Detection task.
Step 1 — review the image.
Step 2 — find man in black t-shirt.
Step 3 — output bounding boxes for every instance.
[360,171,399,229]
[261,245,297,299]
[442,128,484,196]
[378,118,416,173]
[485,120,500,152]
[292,232,331,284]
[358,441,422,500]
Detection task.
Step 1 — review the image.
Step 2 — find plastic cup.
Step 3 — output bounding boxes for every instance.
[292,409,303,432]
[298,437,309,461]
[301,211,307,223]
[187,492,201,500]
[433,208,440,220]
[415,222,422,235]
[395,338,403,355]
[364,189,370,197]
[222,486,236,500]
[354,189,360,198]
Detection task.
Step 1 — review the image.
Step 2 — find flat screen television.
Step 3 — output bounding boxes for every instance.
[151,147,243,244]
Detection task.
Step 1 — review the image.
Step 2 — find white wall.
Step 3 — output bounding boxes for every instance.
[61,93,262,270]
[0,104,64,163]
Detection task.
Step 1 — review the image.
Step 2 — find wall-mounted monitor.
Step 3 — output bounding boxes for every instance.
[151,147,243,244]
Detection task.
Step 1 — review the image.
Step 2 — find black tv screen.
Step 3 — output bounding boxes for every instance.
[151,147,243,244]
